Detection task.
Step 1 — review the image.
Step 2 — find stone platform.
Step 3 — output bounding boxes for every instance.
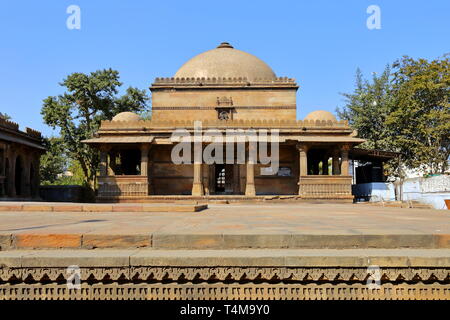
[0,202,449,250]
[0,202,449,299]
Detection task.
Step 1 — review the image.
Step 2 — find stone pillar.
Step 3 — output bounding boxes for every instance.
[99,146,108,177]
[192,162,204,196]
[245,143,256,196]
[140,144,150,176]
[296,144,308,195]
[332,149,340,175]
[108,152,116,176]
[340,145,350,176]
[192,141,204,196]
[202,164,210,195]
[297,144,308,176]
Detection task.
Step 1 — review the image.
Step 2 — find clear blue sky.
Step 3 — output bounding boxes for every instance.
[1,0,449,136]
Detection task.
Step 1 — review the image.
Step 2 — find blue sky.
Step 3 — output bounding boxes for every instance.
[1,0,449,136]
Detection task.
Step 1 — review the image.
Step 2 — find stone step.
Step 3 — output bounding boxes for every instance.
[0,203,207,213]
[1,248,450,268]
[1,233,449,250]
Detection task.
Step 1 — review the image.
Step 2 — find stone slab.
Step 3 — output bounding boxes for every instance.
[0,234,12,250]
[82,234,150,249]
[14,234,82,249]
[1,248,448,268]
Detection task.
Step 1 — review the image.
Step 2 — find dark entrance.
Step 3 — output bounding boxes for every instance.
[15,156,23,196]
[214,164,234,194]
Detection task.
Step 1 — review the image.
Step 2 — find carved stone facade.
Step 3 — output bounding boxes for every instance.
[0,118,44,199]
[83,43,366,202]
[0,265,449,300]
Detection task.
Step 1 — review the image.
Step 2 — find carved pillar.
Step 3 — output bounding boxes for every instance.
[140,144,150,176]
[202,164,210,195]
[192,162,204,196]
[192,142,204,196]
[296,144,308,195]
[297,144,308,176]
[341,145,350,176]
[108,152,116,176]
[245,143,256,196]
[332,149,340,175]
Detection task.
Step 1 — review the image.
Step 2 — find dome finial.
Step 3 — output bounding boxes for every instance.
[217,42,233,49]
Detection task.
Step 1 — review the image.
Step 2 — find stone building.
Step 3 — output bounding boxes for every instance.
[0,117,44,199]
[84,42,366,202]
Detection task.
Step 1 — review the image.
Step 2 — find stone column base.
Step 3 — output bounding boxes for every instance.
[192,182,204,196]
[245,183,256,196]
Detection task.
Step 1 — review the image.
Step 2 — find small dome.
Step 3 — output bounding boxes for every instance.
[112,112,141,122]
[304,110,337,122]
[174,42,276,81]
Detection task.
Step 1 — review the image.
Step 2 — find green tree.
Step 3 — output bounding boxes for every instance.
[41,69,150,188]
[337,66,395,151]
[389,55,450,174]
[338,55,450,177]
[40,137,67,185]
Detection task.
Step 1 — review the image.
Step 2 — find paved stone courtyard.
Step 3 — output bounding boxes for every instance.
[0,202,448,249]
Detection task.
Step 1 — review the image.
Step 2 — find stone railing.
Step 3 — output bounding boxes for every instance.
[299,176,353,199]
[0,118,19,131]
[99,118,350,130]
[98,176,149,197]
[26,127,42,139]
[152,76,297,86]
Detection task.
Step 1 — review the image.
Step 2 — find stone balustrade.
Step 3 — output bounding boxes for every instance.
[299,176,353,199]
[98,176,149,197]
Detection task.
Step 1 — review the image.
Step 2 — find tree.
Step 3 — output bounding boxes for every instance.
[40,137,67,185]
[41,69,150,188]
[389,55,450,174]
[337,66,395,151]
[338,55,450,177]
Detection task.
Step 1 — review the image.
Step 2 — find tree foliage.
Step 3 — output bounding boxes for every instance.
[41,69,150,187]
[389,55,450,174]
[40,137,67,185]
[338,55,450,176]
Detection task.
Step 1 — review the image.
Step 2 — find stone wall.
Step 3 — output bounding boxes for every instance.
[352,175,450,209]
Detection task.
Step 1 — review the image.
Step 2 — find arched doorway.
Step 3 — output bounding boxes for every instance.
[15,156,23,196]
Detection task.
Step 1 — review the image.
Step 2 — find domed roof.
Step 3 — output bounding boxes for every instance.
[304,110,337,122]
[112,112,141,122]
[174,42,276,81]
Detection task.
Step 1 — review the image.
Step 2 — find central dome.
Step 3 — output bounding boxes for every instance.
[174,42,277,81]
